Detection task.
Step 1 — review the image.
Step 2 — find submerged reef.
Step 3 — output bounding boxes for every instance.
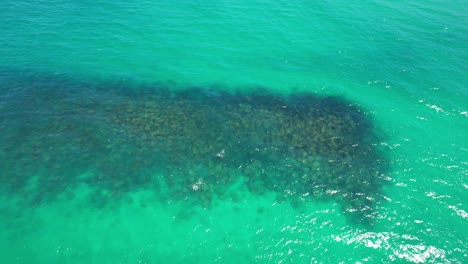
[0,71,388,223]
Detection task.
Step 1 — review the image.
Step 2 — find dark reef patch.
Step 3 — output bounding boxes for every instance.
[0,70,389,224]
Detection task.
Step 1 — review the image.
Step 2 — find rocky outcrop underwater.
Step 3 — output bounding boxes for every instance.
[0,70,389,224]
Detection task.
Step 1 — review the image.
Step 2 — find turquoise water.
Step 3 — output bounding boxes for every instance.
[0,0,467,263]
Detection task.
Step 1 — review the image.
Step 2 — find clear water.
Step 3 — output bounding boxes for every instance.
[0,0,467,263]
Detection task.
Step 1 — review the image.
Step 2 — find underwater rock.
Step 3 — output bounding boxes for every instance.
[0,71,388,224]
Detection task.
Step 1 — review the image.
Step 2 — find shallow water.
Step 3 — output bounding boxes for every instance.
[1,0,467,263]
[0,71,389,224]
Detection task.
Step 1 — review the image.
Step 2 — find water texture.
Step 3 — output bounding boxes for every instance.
[0,0,467,263]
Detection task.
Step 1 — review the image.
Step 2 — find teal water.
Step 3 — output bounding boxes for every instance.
[0,0,467,263]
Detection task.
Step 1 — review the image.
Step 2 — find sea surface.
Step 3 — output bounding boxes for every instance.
[0,0,467,263]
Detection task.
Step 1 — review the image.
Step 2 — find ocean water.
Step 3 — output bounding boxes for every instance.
[0,0,467,263]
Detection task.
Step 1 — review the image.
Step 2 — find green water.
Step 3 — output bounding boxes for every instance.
[0,0,467,263]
